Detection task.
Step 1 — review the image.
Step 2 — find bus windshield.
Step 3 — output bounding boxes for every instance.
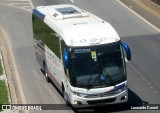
[69,42,126,88]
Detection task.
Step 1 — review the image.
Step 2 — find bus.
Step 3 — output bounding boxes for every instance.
[32,4,131,107]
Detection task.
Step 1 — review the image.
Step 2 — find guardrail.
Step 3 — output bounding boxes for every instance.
[133,0,160,18]
[151,0,160,5]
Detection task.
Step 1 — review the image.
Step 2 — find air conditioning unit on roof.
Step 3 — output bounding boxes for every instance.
[50,5,88,20]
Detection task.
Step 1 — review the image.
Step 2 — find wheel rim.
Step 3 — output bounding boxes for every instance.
[44,66,48,78]
[64,91,67,100]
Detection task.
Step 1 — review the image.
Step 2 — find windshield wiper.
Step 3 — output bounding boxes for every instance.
[86,74,95,89]
[103,68,115,86]
[86,57,99,89]
[98,58,115,86]
[86,65,98,89]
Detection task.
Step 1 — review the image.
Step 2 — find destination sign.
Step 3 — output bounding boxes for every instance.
[74,48,91,53]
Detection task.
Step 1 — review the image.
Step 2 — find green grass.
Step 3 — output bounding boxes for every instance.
[0,60,3,76]
[0,80,9,104]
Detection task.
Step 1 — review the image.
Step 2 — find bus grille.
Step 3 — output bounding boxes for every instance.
[85,92,118,98]
[87,98,116,105]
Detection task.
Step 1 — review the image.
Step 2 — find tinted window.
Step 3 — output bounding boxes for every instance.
[32,14,61,58]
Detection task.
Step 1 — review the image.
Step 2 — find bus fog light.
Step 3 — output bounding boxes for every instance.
[74,100,82,105]
[121,95,128,100]
[74,100,78,104]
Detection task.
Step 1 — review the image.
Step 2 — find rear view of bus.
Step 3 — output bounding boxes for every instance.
[32,4,131,107]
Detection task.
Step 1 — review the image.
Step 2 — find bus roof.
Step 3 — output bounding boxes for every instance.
[33,4,120,47]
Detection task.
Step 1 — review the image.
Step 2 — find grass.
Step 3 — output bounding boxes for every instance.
[0,60,3,76]
[0,57,9,112]
[0,80,9,104]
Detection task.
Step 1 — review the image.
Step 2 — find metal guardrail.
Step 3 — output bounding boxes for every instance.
[133,0,160,18]
[151,0,160,5]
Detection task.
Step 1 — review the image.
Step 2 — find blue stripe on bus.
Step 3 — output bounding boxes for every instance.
[33,9,45,20]
[112,83,125,92]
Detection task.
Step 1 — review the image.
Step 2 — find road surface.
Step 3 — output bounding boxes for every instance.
[0,0,160,113]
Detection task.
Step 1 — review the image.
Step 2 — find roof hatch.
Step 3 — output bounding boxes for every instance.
[49,5,88,20]
[56,7,80,15]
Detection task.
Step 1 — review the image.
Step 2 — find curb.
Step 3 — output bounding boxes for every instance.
[0,28,19,113]
[0,50,12,112]
[0,0,34,13]
[133,0,160,19]
[118,0,160,32]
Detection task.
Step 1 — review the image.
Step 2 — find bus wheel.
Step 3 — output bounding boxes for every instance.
[62,87,69,105]
[43,64,50,82]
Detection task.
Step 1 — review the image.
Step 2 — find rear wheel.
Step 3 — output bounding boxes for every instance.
[43,64,50,82]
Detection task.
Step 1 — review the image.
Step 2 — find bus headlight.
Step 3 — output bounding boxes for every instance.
[72,91,87,98]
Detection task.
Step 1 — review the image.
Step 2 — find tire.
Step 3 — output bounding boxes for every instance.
[62,87,69,106]
[43,64,50,82]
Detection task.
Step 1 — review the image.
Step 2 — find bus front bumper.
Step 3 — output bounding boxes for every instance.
[70,89,128,108]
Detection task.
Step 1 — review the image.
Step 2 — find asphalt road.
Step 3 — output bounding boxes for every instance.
[0,1,73,113]
[0,0,160,113]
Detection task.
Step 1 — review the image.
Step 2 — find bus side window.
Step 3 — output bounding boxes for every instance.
[46,34,61,59]
[32,14,44,47]
[33,13,61,58]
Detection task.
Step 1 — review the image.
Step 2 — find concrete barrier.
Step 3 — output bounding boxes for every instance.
[133,0,160,18]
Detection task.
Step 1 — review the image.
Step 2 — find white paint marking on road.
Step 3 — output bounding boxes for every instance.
[0,0,34,12]
[147,82,150,86]
[128,61,159,94]
[28,0,34,9]
[154,90,158,93]
[117,0,160,94]
[117,0,160,33]
[70,0,75,3]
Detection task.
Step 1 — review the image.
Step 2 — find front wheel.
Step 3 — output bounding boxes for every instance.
[62,88,69,106]
[43,64,50,82]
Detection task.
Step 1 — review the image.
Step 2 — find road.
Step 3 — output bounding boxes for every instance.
[0,0,160,113]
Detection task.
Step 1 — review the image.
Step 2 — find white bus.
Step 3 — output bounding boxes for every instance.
[32,4,131,107]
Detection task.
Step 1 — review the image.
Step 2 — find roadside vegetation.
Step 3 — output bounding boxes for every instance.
[0,60,9,112]
[0,80,9,104]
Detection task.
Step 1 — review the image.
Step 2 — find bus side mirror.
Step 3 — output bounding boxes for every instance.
[64,48,69,69]
[121,42,131,61]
